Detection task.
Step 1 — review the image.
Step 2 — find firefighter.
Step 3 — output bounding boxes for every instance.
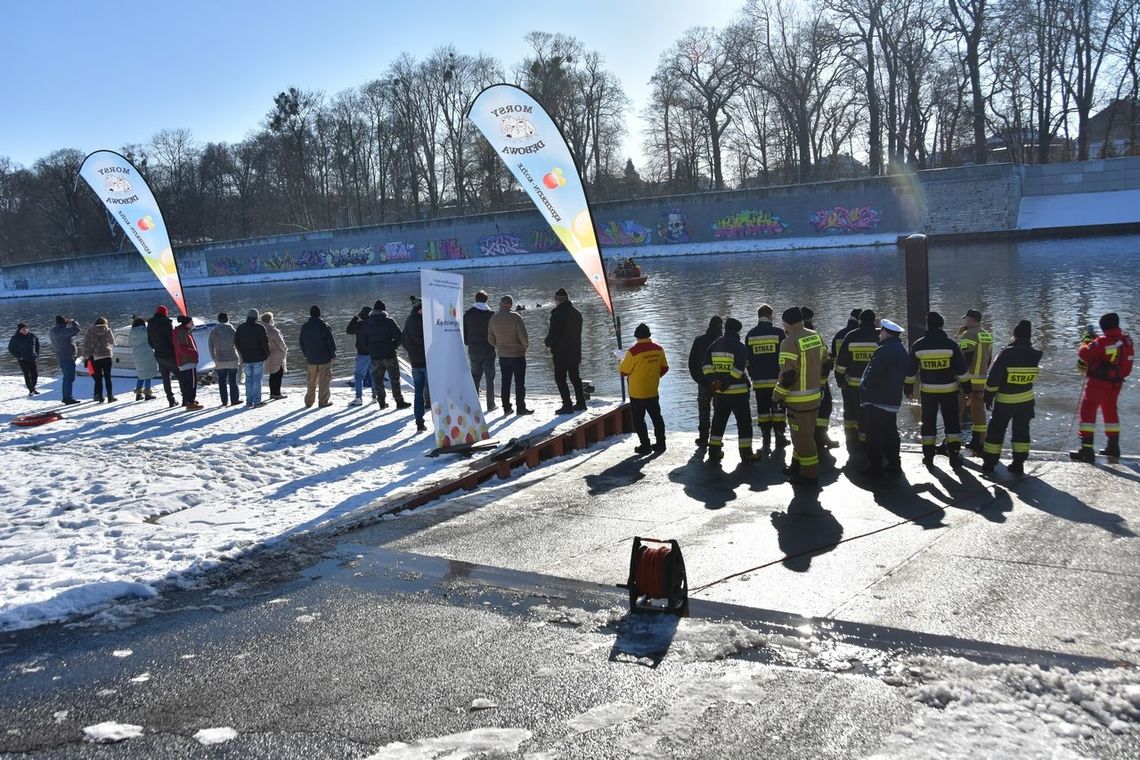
[688,315,723,447]
[1071,312,1134,463]
[906,311,971,469]
[957,308,994,455]
[834,309,880,450]
[801,306,839,449]
[830,308,861,445]
[703,318,758,463]
[981,320,1042,476]
[775,307,827,485]
[745,304,786,452]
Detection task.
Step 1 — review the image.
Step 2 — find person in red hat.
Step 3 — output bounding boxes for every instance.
[173,315,203,410]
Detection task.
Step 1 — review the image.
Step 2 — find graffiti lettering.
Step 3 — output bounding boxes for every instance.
[596,220,652,247]
[382,242,415,262]
[810,205,881,232]
[425,239,465,261]
[328,245,374,267]
[209,257,243,277]
[294,249,329,269]
[528,229,564,252]
[712,210,787,238]
[478,233,529,257]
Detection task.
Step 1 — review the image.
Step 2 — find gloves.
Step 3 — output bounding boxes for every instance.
[984,391,994,411]
[709,379,723,393]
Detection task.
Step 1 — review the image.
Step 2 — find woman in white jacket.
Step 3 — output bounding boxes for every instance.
[129,316,158,401]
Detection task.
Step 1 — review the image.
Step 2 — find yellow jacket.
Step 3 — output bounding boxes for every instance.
[620,338,669,399]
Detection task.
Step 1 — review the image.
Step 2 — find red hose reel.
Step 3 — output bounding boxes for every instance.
[625,537,689,616]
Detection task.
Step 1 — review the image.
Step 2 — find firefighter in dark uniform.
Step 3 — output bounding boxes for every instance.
[802,307,839,449]
[957,308,994,455]
[981,320,1042,476]
[775,307,827,484]
[744,304,786,453]
[834,309,880,450]
[703,317,758,463]
[906,311,971,468]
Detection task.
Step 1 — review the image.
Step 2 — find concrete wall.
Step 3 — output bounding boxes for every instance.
[1018,155,1140,196]
[2,157,1136,294]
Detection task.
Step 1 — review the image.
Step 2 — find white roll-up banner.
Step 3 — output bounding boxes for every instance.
[422,269,491,449]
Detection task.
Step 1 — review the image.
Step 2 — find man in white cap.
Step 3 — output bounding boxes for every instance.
[858,318,908,476]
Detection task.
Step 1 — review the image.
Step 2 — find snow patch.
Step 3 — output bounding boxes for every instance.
[111,649,132,658]
[365,727,532,759]
[469,698,497,710]
[193,727,238,745]
[82,721,143,743]
[567,702,641,733]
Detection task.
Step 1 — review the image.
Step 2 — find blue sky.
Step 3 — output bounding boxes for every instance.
[1,0,743,169]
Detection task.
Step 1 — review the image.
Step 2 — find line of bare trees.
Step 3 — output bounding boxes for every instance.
[1,0,1135,265]
[644,0,1137,190]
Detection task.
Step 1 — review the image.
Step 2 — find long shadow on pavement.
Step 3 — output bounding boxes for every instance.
[666,448,782,510]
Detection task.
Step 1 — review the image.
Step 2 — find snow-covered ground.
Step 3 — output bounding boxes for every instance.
[0,372,613,631]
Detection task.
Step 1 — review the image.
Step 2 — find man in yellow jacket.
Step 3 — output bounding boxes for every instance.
[775,306,827,485]
[620,323,669,454]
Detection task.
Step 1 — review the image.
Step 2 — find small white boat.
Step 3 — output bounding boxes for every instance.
[77,318,219,380]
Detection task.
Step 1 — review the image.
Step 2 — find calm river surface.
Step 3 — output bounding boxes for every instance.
[4,234,1139,450]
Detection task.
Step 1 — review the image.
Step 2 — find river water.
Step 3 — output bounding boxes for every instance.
[4,234,1138,451]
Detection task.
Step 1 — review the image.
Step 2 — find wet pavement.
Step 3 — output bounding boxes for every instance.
[1,424,1138,757]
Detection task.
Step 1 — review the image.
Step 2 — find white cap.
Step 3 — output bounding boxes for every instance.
[880,318,904,334]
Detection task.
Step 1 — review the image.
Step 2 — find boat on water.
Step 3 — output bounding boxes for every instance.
[611,274,648,287]
[76,318,219,381]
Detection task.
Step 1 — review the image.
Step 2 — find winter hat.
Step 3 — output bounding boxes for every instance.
[859,309,877,325]
[358,306,372,320]
[800,306,814,321]
[155,305,168,317]
[781,307,804,326]
[310,305,321,318]
[247,308,260,321]
[1099,312,1120,331]
[55,315,66,325]
[634,323,651,339]
[850,308,862,319]
[1013,320,1032,340]
[757,303,773,319]
[554,287,568,298]
[218,312,229,323]
[17,322,26,330]
[724,317,743,334]
[177,315,192,325]
[374,299,386,313]
[95,316,108,325]
[926,311,944,330]
[708,315,723,334]
[962,308,983,322]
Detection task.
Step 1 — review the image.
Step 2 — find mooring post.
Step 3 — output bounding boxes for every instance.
[904,234,930,347]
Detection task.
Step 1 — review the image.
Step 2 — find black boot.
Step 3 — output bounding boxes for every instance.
[1069,447,1095,463]
[1100,436,1121,461]
[1007,458,1025,476]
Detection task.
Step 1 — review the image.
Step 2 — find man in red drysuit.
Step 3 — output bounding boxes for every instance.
[1070,312,1133,463]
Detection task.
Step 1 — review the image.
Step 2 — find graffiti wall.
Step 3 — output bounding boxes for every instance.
[173,176,907,281]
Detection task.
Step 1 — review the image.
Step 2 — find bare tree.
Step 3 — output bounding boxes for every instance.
[948,0,990,164]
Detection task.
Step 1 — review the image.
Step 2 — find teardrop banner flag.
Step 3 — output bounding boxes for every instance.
[468,84,613,315]
[78,150,188,316]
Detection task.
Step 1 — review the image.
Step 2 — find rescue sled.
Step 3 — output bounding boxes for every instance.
[11,411,65,427]
[610,274,648,287]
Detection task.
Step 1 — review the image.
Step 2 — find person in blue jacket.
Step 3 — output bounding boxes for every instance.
[8,322,40,396]
[859,318,908,476]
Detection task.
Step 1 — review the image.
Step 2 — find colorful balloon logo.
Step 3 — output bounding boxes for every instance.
[137,215,155,232]
[543,167,567,190]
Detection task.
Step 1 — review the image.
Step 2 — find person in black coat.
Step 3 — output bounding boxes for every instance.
[234,309,271,407]
[8,323,40,395]
[545,288,586,414]
[146,305,178,406]
[687,316,723,446]
[859,318,909,476]
[463,290,496,411]
[346,306,374,405]
[404,300,429,430]
[299,305,337,408]
[361,299,408,409]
